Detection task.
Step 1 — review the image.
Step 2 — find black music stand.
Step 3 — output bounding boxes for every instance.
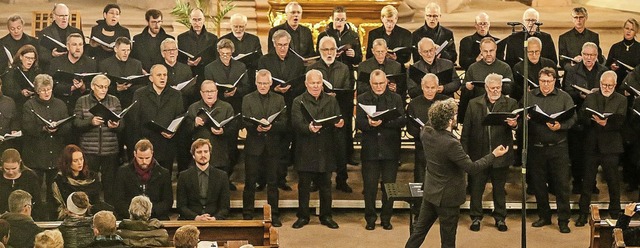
[385,182,423,232]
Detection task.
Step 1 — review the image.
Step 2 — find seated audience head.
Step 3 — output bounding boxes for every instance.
[191,138,212,167]
[421,73,439,100]
[428,98,458,131]
[51,3,70,29]
[2,149,29,180]
[229,14,248,38]
[217,38,235,65]
[66,33,85,60]
[102,3,121,27]
[475,13,490,36]
[173,225,199,248]
[7,15,24,40]
[145,9,164,35]
[272,30,291,60]
[526,37,542,64]
[134,139,154,170]
[190,8,205,34]
[623,18,639,41]
[538,67,557,96]
[90,75,111,101]
[12,44,38,70]
[58,144,89,178]
[424,2,441,29]
[479,37,497,65]
[92,211,117,236]
[581,42,598,69]
[114,37,132,61]
[149,64,168,91]
[600,70,617,97]
[33,229,63,248]
[255,69,273,94]
[0,219,9,245]
[305,69,324,98]
[380,5,398,32]
[66,192,90,217]
[160,38,178,65]
[34,74,53,101]
[8,190,32,216]
[369,69,387,95]
[200,80,218,106]
[417,37,436,64]
[318,36,337,65]
[128,195,152,221]
[371,38,388,63]
[285,2,303,28]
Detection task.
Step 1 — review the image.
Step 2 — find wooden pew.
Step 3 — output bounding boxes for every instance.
[589,205,640,248]
[37,204,279,247]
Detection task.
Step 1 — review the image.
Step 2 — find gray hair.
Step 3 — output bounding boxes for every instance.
[160,38,177,51]
[8,189,31,213]
[421,73,439,87]
[272,30,291,43]
[581,42,598,54]
[34,74,53,92]
[372,38,387,48]
[256,69,273,83]
[484,73,503,86]
[527,37,542,48]
[91,74,111,87]
[129,195,152,220]
[600,70,617,84]
[417,37,435,49]
[217,38,235,52]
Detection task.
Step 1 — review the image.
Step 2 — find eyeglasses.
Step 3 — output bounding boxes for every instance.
[524,19,537,23]
[162,48,178,53]
[527,50,541,55]
[539,80,555,85]
[373,50,386,55]
[425,14,440,19]
[256,82,271,86]
[334,18,347,23]
[601,84,616,89]
[94,84,109,90]
[219,52,232,57]
[420,48,436,55]
[320,47,336,52]
[23,56,36,61]
[582,53,597,57]
[476,22,489,27]
[275,43,289,48]
[371,82,386,86]
[38,88,52,93]
[201,90,218,94]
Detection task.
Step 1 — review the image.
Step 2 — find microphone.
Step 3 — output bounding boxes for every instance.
[534,22,543,26]
[507,22,521,26]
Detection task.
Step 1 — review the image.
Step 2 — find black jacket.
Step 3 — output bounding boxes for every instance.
[131,27,174,72]
[177,26,218,79]
[407,58,460,98]
[49,55,98,113]
[22,96,71,170]
[257,53,306,107]
[177,166,230,220]
[459,32,502,70]
[73,94,123,155]
[503,31,557,68]
[203,59,249,113]
[355,89,406,161]
[356,57,402,95]
[511,57,558,101]
[0,212,42,248]
[241,91,287,156]
[98,56,146,108]
[558,28,604,69]
[411,23,456,63]
[562,62,607,107]
[268,22,315,57]
[580,91,627,154]
[114,161,173,220]
[38,22,84,71]
[316,22,363,72]
[366,25,411,65]
[605,39,640,84]
[184,99,237,169]
[0,170,42,219]
[88,20,131,62]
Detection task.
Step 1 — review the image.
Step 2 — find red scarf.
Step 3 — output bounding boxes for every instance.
[134,161,154,184]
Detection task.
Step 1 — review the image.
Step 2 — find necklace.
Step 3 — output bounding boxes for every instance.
[624,41,635,51]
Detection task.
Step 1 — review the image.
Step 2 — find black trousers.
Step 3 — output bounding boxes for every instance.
[85,153,119,205]
[362,159,398,223]
[579,152,621,215]
[243,151,279,217]
[569,128,587,188]
[405,200,460,248]
[278,132,294,185]
[411,142,426,217]
[529,143,571,222]
[297,171,332,219]
[335,124,349,183]
[469,166,508,220]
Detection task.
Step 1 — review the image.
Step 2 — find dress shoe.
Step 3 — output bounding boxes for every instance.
[470,218,481,231]
[381,222,393,230]
[532,218,552,227]
[575,214,588,227]
[365,222,375,230]
[292,218,309,229]
[320,217,339,229]
[336,182,353,193]
[279,183,293,191]
[272,218,282,227]
[229,183,237,191]
[255,183,265,191]
[495,219,508,232]
[559,223,571,233]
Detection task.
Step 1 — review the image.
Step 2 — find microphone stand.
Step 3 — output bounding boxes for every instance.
[507,21,541,248]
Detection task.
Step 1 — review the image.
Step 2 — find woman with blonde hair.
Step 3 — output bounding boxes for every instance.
[33,229,63,248]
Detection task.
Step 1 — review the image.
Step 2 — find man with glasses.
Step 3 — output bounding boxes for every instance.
[366,5,411,66]
[160,38,193,103]
[38,3,84,66]
[316,6,362,83]
[525,67,576,234]
[575,71,627,226]
[407,37,459,99]
[268,1,315,58]
[0,190,41,247]
[411,2,456,64]
[241,69,286,226]
[357,38,402,95]
[563,42,607,196]
[0,15,39,72]
[459,13,502,70]
[177,8,218,84]
[503,8,557,68]
[49,33,97,113]
[512,37,558,102]
[73,75,123,205]
[132,9,174,72]
[558,7,604,70]
[221,13,262,91]
[307,36,354,193]
[258,29,306,191]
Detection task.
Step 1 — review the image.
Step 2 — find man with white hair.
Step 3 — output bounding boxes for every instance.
[316,6,362,80]
[307,36,354,192]
[503,8,557,68]
[38,3,84,67]
[267,1,315,58]
[357,38,402,94]
[461,73,518,232]
[407,37,459,99]
[575,71,627,226]
[512,37,558,101]
[221,13,262,89]
[459,13,502,70]
[291,69,344,229]
[411,2,456,63]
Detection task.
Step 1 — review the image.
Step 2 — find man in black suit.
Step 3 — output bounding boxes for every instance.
[575,71,627,226]
[241,69,286,226]
[267,1,315,59]
[114,139,172,220]
[38,3,84,69]
[177,8,217,81]
[291,69,344,229]
[221,13,262,92]
[411,2,456,63]
[558,7,605,70]
[98,37,145,108]
[131,9,174,73]
[405,98,508,248]
[459,13,502,71]
[0,15,39,73]
[503,8,557,68]
[357,38,402,95]
[407,37,459,99]
[177,138,230,220]
[365,5,411,66]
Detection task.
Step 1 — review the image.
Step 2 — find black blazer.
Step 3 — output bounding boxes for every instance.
[114,161,173,220]
[580,91,627,154]
[242,91,287,156]
[177,166,230,220]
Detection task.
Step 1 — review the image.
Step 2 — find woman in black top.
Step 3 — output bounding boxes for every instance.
[606,18,640,85]
[0,149,43,219]
[4,44,40,113]
[88,3,130,62]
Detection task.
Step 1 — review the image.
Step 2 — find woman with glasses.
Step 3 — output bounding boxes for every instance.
[4,45,41,118]
[88,3,130,62]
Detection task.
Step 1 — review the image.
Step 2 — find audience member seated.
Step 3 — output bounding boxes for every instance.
[52,144,112,220]
[173,225,199,248]
[0,190,42,248]
[117,195,169,247]
[0,219,9,248]
[59,192,94,248]
[0,149,43,220]
[34,229,64,248]
[615,202,640,246]
[87,211,128,248]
